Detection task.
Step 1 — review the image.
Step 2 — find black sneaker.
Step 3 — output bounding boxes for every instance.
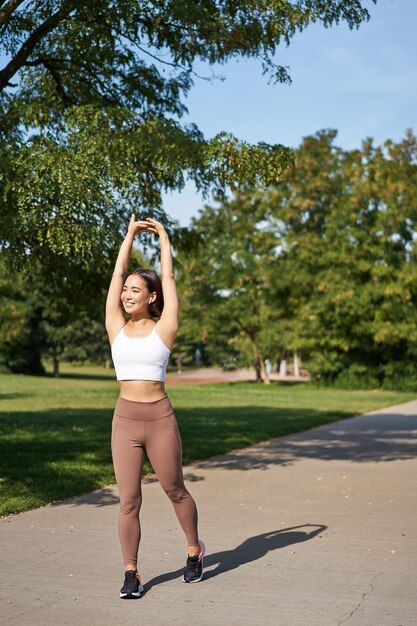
[120,570,144,599]
[182,540,206,583]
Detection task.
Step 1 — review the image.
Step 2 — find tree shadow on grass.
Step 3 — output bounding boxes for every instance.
[143,524,327,593]
[0,393,32,400]
[0,407,115,514]
[44,371,114,381]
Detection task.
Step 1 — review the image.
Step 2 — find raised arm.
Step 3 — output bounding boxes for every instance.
[105,214,148,344]
[145,217,179,349]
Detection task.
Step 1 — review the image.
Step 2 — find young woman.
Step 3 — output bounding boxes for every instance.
[106,214,205,599]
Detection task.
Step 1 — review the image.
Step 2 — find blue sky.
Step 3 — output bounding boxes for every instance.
[163,0,417,225]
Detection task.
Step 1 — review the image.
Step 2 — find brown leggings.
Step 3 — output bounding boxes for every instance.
[111,395,199,567]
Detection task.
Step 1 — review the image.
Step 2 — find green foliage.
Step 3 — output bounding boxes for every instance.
[2,107,294,267]
[0,252,115,374]
[178,130,417,390]
[0,0,377,268]
[61,319,111,364]
[248,129,417,390]
[381,362,417,392]
[0,270,46,375]
[333,364,381,391]
[0,1,376,113]
[177,192,287,380]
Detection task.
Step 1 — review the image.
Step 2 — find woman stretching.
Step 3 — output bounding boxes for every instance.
[106,214,205,599]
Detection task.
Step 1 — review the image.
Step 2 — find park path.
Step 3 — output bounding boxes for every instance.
[1,399,417,626]
[165,366,310,385]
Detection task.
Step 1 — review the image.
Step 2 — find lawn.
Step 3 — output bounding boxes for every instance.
[0,363,415,516]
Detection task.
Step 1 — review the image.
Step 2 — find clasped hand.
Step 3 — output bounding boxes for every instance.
[128,214,166,237]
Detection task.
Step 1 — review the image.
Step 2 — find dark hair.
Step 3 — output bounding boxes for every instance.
[131,268,164,318]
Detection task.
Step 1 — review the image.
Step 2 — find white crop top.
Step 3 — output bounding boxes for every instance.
[111,325,171,382]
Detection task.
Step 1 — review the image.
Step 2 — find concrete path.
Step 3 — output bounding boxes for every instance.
[1,400,417,626]
[165,366,310,385]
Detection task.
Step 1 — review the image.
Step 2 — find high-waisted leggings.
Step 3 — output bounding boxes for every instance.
[111,395,198,567]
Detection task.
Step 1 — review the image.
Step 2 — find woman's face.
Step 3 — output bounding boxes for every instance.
[121,275,155,315]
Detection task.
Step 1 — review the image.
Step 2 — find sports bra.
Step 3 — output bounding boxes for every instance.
[111,325,171,382]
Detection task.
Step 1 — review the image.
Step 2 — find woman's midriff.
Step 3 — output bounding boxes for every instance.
[118,379,167,402]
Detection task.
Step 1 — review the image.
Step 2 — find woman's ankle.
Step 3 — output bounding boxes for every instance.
[187,544,200,557]
[124,564,137,572]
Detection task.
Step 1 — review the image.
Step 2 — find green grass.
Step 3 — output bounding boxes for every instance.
[0,363,415,516]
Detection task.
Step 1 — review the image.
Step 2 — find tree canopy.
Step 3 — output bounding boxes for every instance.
[0,1,376,114]
[1,0,378,268]
[178,130,417,389]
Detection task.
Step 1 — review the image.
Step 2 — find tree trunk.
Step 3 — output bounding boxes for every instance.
[254,358,262,382]
[279,350,287,376]
[293,349,301,378]
[256,351,270,384]
[279,359,287,376]
[53,354,60,378]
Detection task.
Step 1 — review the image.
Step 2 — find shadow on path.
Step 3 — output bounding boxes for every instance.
[144,524,326,593]
[193,408,417,470]
[54,487,120,508]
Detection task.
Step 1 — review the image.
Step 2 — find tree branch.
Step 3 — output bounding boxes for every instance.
[25,57,72,106]
[24,55,121,105]
[0,2,76,92]
[0,0,25,28]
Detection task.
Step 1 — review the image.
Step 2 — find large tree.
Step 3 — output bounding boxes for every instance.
[0,1,377,108]
[268,130,417,388]
[177,192,287,381]
[1,1,378,268]
[177,130,417,389]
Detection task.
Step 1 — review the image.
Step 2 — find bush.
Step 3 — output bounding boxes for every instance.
[381,362,417,392]
[332,363,380,390]
[312,360,417,392]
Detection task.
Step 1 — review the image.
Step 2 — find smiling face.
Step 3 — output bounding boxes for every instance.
[121,274,156,317]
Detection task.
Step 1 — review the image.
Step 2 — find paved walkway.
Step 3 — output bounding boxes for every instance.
[165,366,310,385]
[2,400,417,626]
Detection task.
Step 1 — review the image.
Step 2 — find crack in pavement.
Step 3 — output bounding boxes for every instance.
[337,573,381,626]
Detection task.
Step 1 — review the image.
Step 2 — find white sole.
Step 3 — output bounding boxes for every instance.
[120,583,144,598]
[182,572,204,583]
